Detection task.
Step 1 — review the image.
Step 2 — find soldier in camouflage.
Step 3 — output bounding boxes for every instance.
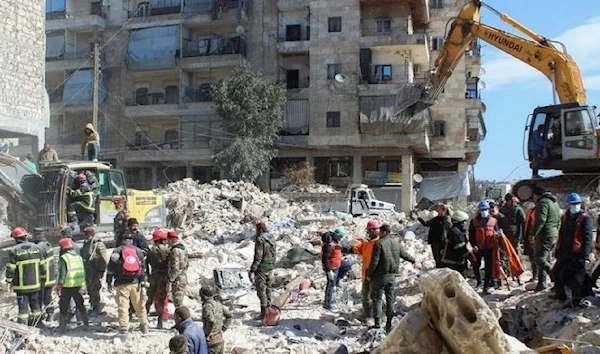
[200,286,231,354]
[249,220,276,320]
[80,226,107,316]
[167,230,188,308]
[113,198,130,246]
[146,229,170,328]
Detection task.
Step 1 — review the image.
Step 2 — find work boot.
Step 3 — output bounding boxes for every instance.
[255,307,267,321]
[157,317,163,330]
[57,316,68,332]
[80,311,89,329]
[140,324,149,334]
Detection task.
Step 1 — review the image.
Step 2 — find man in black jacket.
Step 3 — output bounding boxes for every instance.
[412,204,451,268]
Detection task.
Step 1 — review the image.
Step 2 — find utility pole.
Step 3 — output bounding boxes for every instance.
[92,42,100,129]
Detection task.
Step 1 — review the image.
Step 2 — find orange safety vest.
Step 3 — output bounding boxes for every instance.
[556,212,587,254]
[321,243,342,269]
[352,238,379,279]
[473,217,498,250]
[492,234,525,282]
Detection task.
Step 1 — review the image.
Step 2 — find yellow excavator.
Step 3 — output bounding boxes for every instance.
[425,0,598,202]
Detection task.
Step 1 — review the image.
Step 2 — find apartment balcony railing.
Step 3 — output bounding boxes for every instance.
[360,22,412,37]
[46,50,92,62]
[281,78,309,90]
[183,85,213,102]
[182,35,247,58]
[126,92,180,106]
[127,0,246,18]
[46,8,105,20]
[466,89,481,99]
[278,30,310,43]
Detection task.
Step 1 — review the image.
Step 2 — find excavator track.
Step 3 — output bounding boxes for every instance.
[513,173,600,201]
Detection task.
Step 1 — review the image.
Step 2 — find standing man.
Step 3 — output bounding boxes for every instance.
[106,233,149,334]
[113,198,129,246]
[174,306,209,354]
[168,230,189,309]
[32,228,57,321]
[249,220,276,321]
[146,229,170,329]
[367,224,416,333]
[469,201,501,294]
[413,204,452,268]
[5,227,43,326]
[57,238,88,331]
[499,193,526,252]
[531,186,561,291]
[321,231,351,310]
[125,218,149,252]
[80,226,107,317]
[38,143,59,165]
[200,286,232,354]
[551,193,593,306]
[529,124,546,179]
[81,123,101,162]
[66,173,95,226]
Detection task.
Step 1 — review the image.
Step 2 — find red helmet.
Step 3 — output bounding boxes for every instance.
[366,220,381,230]
[113,198,125,206]
[75,173,87,183]
[11,227,28,238]
[152,229,166,242]
[58,238,73,250]
[166,230,179,239]
[83,226,94,234]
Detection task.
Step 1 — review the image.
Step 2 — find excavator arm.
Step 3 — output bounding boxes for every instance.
[428,0,586,105]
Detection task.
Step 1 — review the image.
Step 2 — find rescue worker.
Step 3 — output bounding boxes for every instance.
[5,227,44,326]
[169,335,189,354]
[529,124,546,179]
[321,231,351,310]
[80,226,107,317]
[32,227,57,321]
[81,123,100,161]
[168,230,189,308]
[367,224,416,333]
[174,306,209,354]
[57,238,89,331]
[66,172,95,226]
[551,193,593,306]
[248,221,276,320]
[106,233,149,334]
[523,202,538,282]
[38,143,59,164]
[531,186,561,291]
[440,211,470,276]
[113,198,130,246]
[146,229,170,329]
[126,218,149,252]
[341,220,380,324]
[469,201,501,294]
[499,193,526,252]
[412,204,452,268]
[200,286,232,354]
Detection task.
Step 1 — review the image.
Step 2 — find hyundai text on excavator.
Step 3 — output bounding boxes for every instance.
[424,0,598,202]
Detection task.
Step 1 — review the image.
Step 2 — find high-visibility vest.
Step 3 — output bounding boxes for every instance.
[473,217,498,250]
[6,242,42,292]
[61,252,86,288]
[37,240,57,287]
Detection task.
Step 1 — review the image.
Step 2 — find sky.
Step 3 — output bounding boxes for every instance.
[472,0,600,181]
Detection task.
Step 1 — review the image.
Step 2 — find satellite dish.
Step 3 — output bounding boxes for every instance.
[235,25,245,35]
[334,74,348,84]
[413,174,423,183]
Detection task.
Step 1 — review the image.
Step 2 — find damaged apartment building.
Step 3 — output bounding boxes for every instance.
[40,0,485,211]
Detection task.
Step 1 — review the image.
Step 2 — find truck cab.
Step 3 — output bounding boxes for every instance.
[348,184,395,216]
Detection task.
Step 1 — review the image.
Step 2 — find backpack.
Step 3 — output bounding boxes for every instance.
[121,246,141,277]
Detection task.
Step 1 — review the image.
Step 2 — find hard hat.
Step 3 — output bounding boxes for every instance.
[167,230,179,239]
[113,198,125,205]
[75,173,87,183]
[11,227,28,238]
[333,227,346,237]
[565,193,582,204]
[478,200,490,210]
[451,210,469,223]
[152,229,166,242]
[366,220,381,230]
[58,238,73,250]
[83,226,94,234]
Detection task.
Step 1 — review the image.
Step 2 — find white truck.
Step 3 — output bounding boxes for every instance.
[280,184,395,216]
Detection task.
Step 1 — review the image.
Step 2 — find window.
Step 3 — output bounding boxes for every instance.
[377,160,400,173]
[135,87,149,105]
[376,19,392,34]
[327,64,341,79]
[165,85,179,104]
[326,111,341,128]
[109,170,126,196]
[286,70,299,89]
[433,120,446,137]
[430,0,443,8]
[431,37,444,50]
[286,25,301,41]
[328,17,342,33]
[329,160,352,177]
[565,109,594,137]
[381,65,392,81]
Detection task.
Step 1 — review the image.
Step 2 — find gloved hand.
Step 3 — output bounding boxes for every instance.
[56,285,62,296]
[327,270,335,281]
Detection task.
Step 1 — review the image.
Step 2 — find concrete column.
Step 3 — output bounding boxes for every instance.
[185,164,193,179]
[352,155,362,184]
[151,166,158,188]
[401,153,414,212]
[456,161,469,207]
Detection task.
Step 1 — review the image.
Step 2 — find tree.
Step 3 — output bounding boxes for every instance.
[210,60,286,182]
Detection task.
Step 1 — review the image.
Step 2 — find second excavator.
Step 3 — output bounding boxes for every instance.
[420,0,598,201]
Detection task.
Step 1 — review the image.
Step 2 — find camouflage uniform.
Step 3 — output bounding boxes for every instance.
[146,242,170,325]
[168,243,189,307]
[81,236,107,313]
[113,209,129,245]
[250,232,276,311]
[202,297,232,354]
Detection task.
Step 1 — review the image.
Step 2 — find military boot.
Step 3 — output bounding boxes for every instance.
[255,307,266,321]
[534,272,547,292]
[156,316,163,330]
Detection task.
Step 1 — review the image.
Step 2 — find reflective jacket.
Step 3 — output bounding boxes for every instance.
[441,226,469,265]
[69,182,95,212]
[5,241,43,293]
[60,251,86,288]
[469,216,499,250]
[35,239,57,287]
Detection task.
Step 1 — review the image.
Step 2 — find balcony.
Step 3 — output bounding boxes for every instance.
[124,92,215,118]
[277,0,309,12]
[360,29,429,67]
[466,44,482,77]
[179,36,246,70]
[183,85,213,102]
[46,50,93,71]
[122,147,213,163]
[278,32,310,55]
[45,9,106,32]
[281,78,309,99]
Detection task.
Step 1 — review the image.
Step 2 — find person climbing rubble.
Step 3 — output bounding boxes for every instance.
[113,198,130,246]
[469,201,501,294]
[321,231,351,311]
[412,204,452,268]
[168,230,189,309]
[32,227,57,321]
[523,201,538,282]
[5,227,44,326]
[551,193,593,307]
[146,229,170,329]
[249,220,276,321]
[499,193,526,252]
[200,285,232,354]
[440,211,470,276]
[80,226,107,317]
[81,123,100,162]
[57,238,89,331]
[367,224,416,333]
[174,306,209,354]
[125,218,149,252]
[531,186,561,292]
[342,220,380,325]
[106,232,149,334]
[66,172,95,227]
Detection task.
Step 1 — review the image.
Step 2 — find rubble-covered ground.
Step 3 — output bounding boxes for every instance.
[2,179,600,353]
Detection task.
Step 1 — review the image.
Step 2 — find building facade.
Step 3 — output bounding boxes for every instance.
[40,0,485,210]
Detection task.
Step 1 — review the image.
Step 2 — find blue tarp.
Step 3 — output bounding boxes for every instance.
[419,171,470,201]
[63,70,107,105]
[126,26,180,71]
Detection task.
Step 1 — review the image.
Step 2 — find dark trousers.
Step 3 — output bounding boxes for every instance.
[323,260,351,309]
[255,270,272,308]
[16,291,41,325]
[67,202,95,225]
[146,274,168,315]
[371,275,396,328]
[431,243,442,268]
[59,288,86,320]
[553,258,586,300]
[87,143,100,161]
[85,272,103,309]
[473,249,493,289]
[39,286,54,317]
